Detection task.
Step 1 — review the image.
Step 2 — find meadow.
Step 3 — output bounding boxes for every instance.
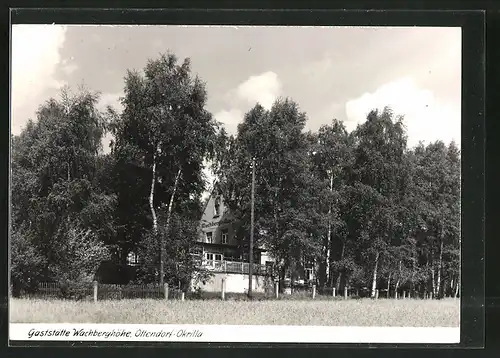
[10,297,460,327]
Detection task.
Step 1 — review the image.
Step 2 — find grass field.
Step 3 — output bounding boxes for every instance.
[10,298,460,327]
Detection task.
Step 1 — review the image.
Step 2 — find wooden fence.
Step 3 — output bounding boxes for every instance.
[23,282,453,301]
[28,282,183,301]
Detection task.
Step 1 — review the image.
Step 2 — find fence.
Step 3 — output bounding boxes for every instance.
[23,282,450,302]
[27,282,183,301]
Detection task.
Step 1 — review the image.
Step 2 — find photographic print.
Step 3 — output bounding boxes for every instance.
[9,24,461,344]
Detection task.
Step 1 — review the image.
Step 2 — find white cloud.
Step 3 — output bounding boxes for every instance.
[214,108,243,135]
[61,59,78,75]
[216,71,281,136]
[236,71,282,110]
[11,25,68,135]
[345,77,460,148]
[301,57,333,81]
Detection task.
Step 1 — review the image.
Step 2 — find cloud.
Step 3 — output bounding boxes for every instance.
[60,59,78,75]
[11,25,68,135]
[213,71,281,137]
[214,108,243,135]
[301,56,334,81]
[235,71,282,109]
[345,77,460,148]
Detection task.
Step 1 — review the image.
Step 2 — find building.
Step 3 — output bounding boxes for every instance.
[190,191,275,293]
[121,188,313,293]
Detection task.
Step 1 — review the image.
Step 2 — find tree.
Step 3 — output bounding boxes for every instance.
[134,211,212,289]
[111,52,217,284]
[349,107,408,297]
[310,119,353,287]
[10,87,113,292]
[51,224,110,298]
[10,224,46,297]
[221,98,324,291]
[411,140,461,298]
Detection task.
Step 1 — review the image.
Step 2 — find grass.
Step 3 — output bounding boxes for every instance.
[10,297,459,327]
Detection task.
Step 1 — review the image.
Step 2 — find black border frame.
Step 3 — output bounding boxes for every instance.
[3,7,485,351]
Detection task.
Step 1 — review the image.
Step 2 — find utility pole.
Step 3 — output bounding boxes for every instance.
[248,157,255,299]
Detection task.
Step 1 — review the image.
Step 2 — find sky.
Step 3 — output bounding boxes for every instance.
[11,25,461,183]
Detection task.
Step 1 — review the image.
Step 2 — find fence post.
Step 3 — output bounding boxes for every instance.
[93,281,98,303]
[344,286,348,299]
[274,280,279,299]
[312,284,316,299]
[221,278,226,300]
[403,291,406,299]
[332,287,336,297]
[164,283,169,300]
[181,292,185,301]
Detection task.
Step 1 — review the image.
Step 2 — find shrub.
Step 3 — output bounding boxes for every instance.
[10,228,46,297]
[49,226,110,297]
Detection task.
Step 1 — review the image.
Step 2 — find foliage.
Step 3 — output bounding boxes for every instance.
[133,212,212,289]
[10,226,47,297]
[11,52,460,300]
[50,225,110,298]
[109,52,217,275]
[10,87,114,293]
[219,99,325,290]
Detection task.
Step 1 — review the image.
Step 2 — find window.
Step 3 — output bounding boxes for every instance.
[205,253,214,261]
[214,254,223,261]
[205,231,213,243]
[221,229,228,244]
[127,252,139,266]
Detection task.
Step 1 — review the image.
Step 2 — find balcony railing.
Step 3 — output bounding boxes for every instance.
[199,259,268,275]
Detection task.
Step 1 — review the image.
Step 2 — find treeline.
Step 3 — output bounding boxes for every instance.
[10,51,460,299]
[219,101,460,299]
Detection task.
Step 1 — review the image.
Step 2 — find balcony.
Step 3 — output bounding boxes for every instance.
[199,259,269,275]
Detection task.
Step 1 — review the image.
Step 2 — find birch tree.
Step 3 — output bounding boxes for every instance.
[310,119,353,287]
[351,107,408,297]
[113,52,216,285]
[10,87,112,293]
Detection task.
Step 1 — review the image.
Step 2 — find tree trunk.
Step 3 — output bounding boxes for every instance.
[437,237,444,298]
[325,172,333,285]
[335,242,345,292]
[371,251,380,298]
[160,167,182,286]
[387,272,391,298]
[431,266,436,297]
[454,275,460,298]
[273,178,280,284]
[279,262,286,293]
[395,259,402,299]
[149,149,159,281]
[411,245,417,297]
